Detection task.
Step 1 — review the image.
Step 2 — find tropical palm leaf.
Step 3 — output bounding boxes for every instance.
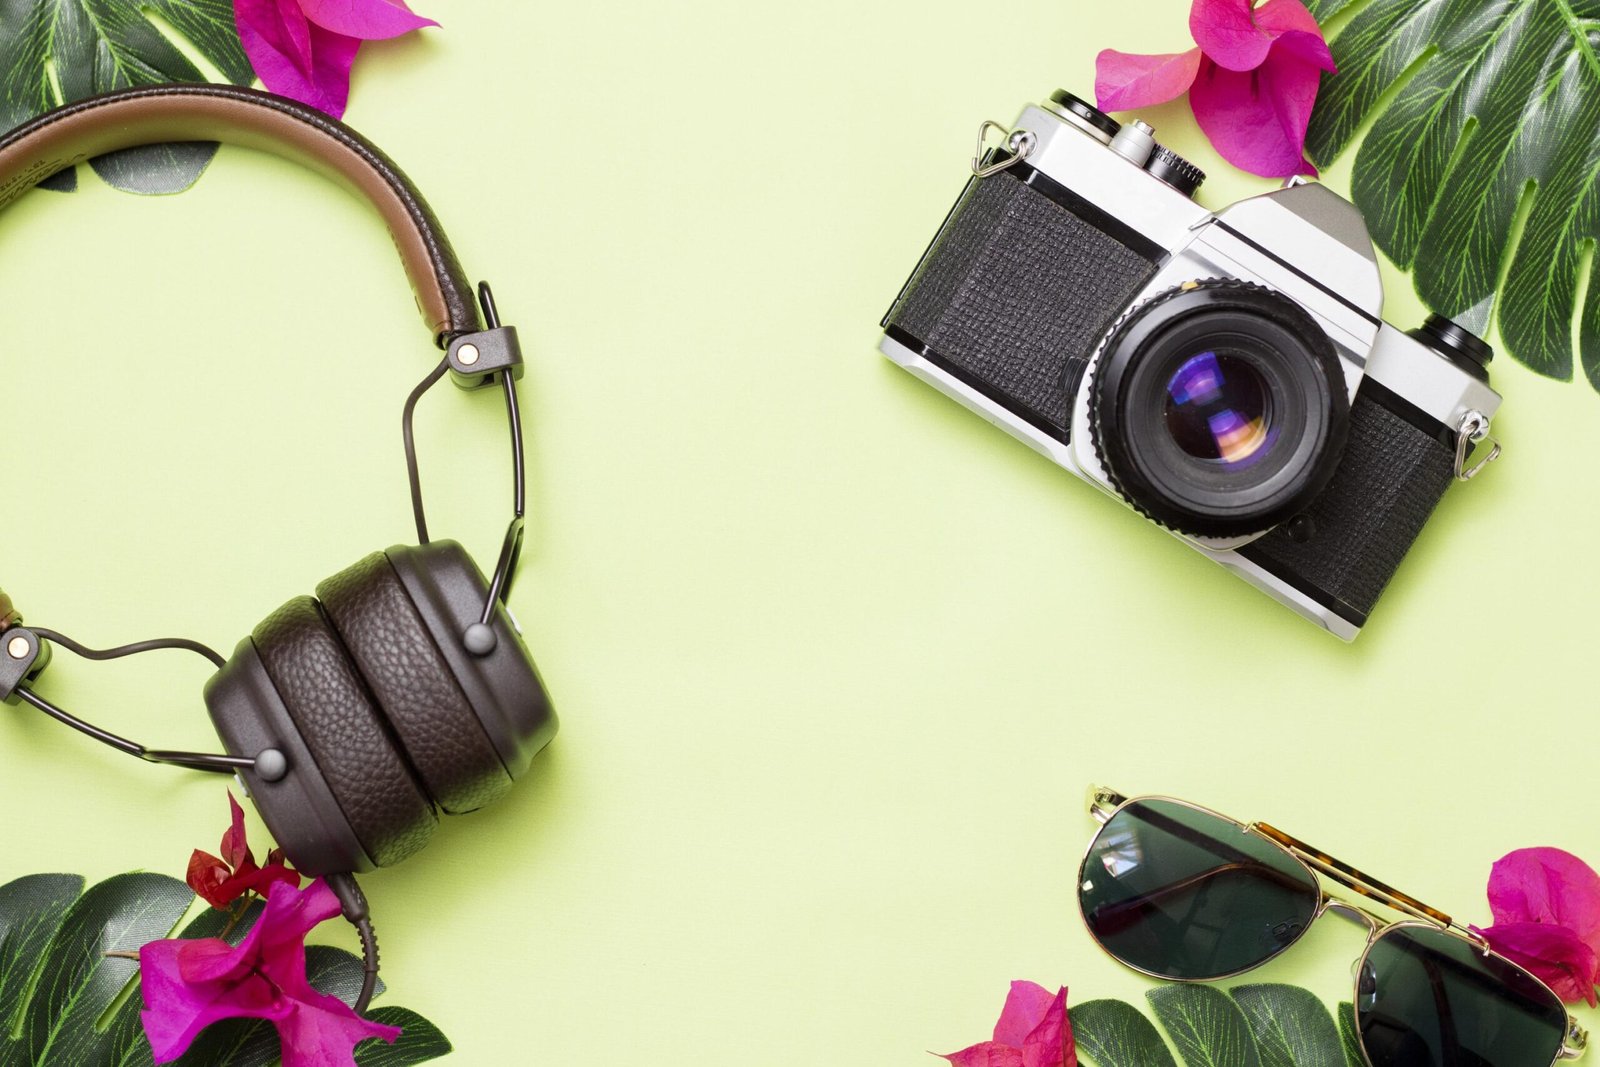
[1070,984,1349,1067]
[1304,0,1600,392]
[0,0,254,194]
[0,872,451,1066]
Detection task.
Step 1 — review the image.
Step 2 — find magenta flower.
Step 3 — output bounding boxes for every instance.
[186,793,300,910]
[1095,0,1335,178]
[938,981,1075,1067]
[140,879,401,1065]
[234,0,438,119]
[1478,848,1600,1006]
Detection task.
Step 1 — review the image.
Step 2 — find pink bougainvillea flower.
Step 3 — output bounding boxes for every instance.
[1095,0,1335,178]
[1478,848,1600,1006]
[140,879,401,1065]
[234,0,438,119]
[938,982,1075,1067]
[186,793,300,909]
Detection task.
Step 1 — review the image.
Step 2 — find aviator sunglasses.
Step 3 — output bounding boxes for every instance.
[1078,787,1590,1067]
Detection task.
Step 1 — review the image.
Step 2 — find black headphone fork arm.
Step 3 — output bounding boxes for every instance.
[403,280,528,655]
[2,624,262,776]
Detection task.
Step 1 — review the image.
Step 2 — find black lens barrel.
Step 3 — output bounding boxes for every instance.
[1090,280,1350,539]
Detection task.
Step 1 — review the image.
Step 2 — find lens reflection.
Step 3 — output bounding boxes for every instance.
[1078,799,1321,980]
[1358,925,1567,1067]
[1164,351,1275,467]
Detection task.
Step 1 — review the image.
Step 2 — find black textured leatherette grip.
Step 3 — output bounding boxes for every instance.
[253,596,436,867]
[318,552,511,815]
[1241,397,1455,622]
[888,172,1157,437]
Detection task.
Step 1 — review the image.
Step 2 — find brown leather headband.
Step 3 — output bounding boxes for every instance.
[0,84,481,342]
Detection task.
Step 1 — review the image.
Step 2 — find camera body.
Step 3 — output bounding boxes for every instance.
[881,92,1501,640]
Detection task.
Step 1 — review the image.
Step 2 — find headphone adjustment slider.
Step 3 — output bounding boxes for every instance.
[446,326,524,390]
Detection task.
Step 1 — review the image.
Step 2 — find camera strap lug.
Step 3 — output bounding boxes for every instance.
[1453,410,1501,481]
[971,121,1035,179]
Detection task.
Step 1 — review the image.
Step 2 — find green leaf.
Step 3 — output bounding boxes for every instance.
[22,872,193,1065]
[0,0,254,195]
[1335,1003,1365,1067]
[355,1009,453,1066]
[1148,986,1263,1067]
[0,873,450,1066]
[1072,988,1354,1067]
[1070,999,1180,1067]
[1230,985,1344,1067]
[0,874,83,1037]
[1304,0,1600,391]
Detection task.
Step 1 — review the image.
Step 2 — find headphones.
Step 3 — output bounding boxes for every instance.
[0,84,557,1007]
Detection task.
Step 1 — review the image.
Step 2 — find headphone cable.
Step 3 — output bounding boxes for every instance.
[326,872,381,1015]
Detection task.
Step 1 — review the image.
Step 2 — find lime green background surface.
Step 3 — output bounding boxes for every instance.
[3,0,1598,1061]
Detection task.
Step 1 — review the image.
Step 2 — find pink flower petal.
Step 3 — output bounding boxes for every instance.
[140,940,281,1063]
[940,1043,1026,1067]
[1253,0,1328,43]
[276,994,403,1067]
[221,793,252,870]
[234,0,313,85]
[1481,921,1600,1007]
[1190,0,1270,72]
[239,7,363,118]
[1268,29,1336,72]
[1189,51,1321,177]
[1020,988,1074,1067]
[141,880,394,1065]
[298,0,437,40]
[992,981,1057,1047]
[1095,49,1203,113]
[176,936,255,985]
[1489,848,1600,948]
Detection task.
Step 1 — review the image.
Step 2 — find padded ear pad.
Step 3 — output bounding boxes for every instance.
[252,596,437,867]
[317,551,511,814]
[381,541,558,783]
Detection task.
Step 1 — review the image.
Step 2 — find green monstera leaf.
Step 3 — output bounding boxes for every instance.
[0,872,451,1066]
[1070,985,1351,1067]
[0,0,254,194]
[1303,0,1600,392]
[1336,1002,1365,1067]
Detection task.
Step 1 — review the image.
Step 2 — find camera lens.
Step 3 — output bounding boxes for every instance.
[1090,281,1349,539]
[1163,351,1275,466]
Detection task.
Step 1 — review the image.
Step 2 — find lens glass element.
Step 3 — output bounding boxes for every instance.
[1163,350,1275,467]
[1078,799,1321,980]
[1357,925,1568,1067]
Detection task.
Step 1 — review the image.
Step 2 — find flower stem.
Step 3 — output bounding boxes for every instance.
[218,897,250,942]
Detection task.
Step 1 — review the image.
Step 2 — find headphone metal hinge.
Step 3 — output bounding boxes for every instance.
[445,326,524,390]
[1,592,51,704]
[0,624,51,705]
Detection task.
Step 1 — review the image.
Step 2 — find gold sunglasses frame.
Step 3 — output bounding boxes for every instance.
[1080,786,1589,1066]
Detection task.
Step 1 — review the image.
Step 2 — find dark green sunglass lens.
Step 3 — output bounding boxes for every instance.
[1078,799,1321,980]
[1357,925,1568,1067]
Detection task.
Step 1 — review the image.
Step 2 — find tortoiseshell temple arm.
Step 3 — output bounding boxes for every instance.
[1251,822,1461,931]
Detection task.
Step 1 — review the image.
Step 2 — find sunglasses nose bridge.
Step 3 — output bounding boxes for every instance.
[1324,898,1383,940]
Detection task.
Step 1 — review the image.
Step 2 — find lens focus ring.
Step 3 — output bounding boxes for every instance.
[1087,279,1350,539]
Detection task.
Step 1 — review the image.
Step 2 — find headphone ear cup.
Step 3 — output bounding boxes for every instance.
[205,633,372,876]
[318,551,511,813]
[251,596,436,867]
[383,541,557,784]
